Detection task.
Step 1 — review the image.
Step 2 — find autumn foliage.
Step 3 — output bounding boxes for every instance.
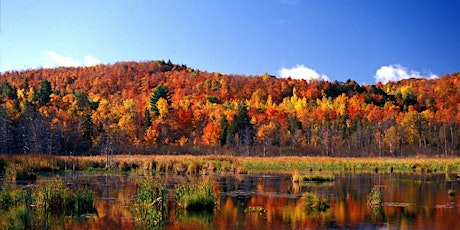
[0,60,459,157]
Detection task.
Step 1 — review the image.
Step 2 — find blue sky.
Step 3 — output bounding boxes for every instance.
[1,0,459,84]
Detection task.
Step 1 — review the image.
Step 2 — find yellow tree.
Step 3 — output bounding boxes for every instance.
[117,99,139,145]
[383,125,399,156]
[156,97,169,119]
[256,121,278,156]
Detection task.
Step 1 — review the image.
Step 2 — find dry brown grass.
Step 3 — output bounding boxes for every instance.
[2,154,460,174]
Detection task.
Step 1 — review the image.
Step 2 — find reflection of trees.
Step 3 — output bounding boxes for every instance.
[24,172,460,229]
[171,211,214,229]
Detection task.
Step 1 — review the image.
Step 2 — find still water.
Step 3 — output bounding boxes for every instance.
[10,172,460,229]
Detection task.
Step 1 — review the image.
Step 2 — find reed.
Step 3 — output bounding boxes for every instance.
[174,180,216,212]
[3,154,460,174]
[0,186,29,209]
[239,156,460,173]
[300,173,335,182]
[132,178,168,227]
[0,176,95,229]
[32,176,95,215]
[0,205,33,230]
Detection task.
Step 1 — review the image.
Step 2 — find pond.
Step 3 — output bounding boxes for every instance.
[2,171,460,229]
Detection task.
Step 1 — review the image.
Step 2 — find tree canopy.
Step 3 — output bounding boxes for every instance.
[0,61,459,156]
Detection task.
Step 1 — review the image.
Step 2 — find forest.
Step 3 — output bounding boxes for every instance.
[0,60,459,157]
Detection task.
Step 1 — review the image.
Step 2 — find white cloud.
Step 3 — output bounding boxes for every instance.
[278,64,329,81]
[43,51,81,68]
[83,55,101,66]
[374,64,437,84]
[43,51,101,68]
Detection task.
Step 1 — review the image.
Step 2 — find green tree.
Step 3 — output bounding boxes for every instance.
[0,81,17,101]
[150,84,171,115]
[229,102,253,146]
[143,108,152,131]
[37,79,52,106]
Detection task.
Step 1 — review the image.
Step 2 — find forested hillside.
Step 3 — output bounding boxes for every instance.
[1,60,459,157]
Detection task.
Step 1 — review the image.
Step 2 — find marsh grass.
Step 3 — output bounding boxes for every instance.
[300,174,335,182]
[239,156,460,174]
[32,176,95,215]
[0,204,33,229]
[132,178,168,228]
[0,185,30,209]
[2,154,460,175]
[174,180,216,212]
[0,176,95,229]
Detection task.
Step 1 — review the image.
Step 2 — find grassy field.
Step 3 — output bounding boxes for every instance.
[238,156,460,173]
[1,154,460,175]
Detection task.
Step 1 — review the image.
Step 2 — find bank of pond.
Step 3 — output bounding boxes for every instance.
[1,154,460,229]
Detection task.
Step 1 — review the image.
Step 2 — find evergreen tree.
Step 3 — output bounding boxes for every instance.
[0,81,17,101]
[229,102,253,146]
[144,108,152,131]
[38,79,52,106]
[150,84,171,115]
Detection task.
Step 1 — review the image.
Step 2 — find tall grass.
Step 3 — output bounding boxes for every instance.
[32,176,95,215]
[2,154,460,175]
[0,176,95,229]
[239,156,460,173]
[174,180,216,212]
[132,178,168,227]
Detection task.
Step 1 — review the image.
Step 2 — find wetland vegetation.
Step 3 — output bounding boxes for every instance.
[1,154,460,229]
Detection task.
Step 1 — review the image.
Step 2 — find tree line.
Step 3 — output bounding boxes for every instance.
[0,60,459,157]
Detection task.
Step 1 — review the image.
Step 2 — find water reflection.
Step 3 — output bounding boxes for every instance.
[3,172,460,229]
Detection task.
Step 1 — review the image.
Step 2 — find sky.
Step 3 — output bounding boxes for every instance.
[1,0,459,84]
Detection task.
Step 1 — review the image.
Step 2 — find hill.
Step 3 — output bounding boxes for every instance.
[1,61,459,157]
